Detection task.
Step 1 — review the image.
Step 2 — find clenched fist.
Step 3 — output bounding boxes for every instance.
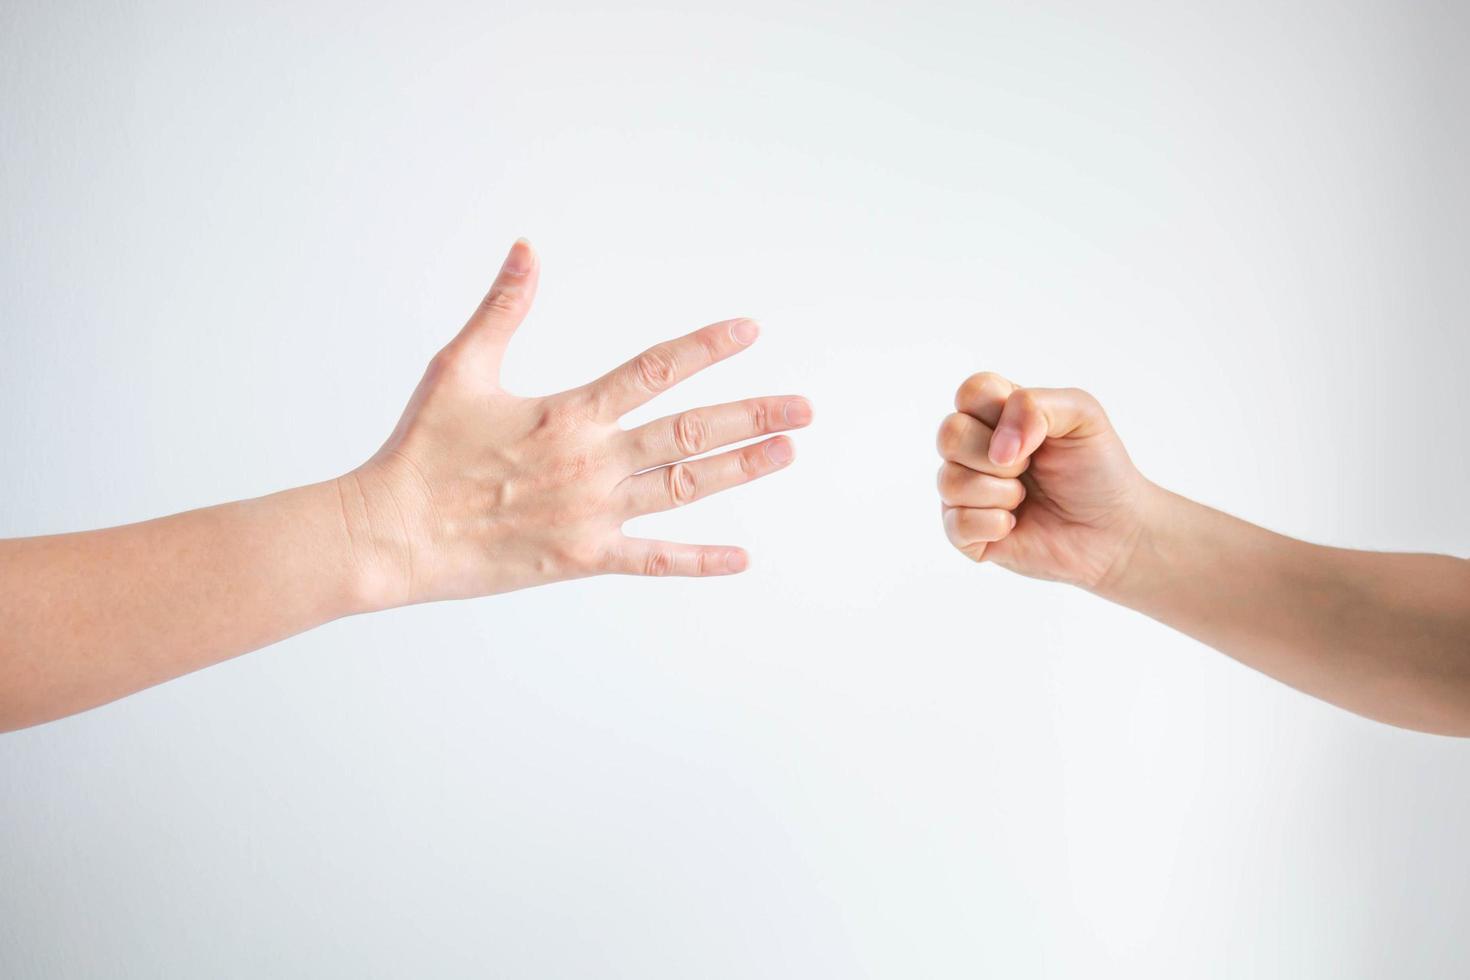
[935,372,1149,591]
[340,239,812,609]
[932,370,1470,735]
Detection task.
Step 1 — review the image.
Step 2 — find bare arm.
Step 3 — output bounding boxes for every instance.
[0,483,370,731]
[0,240,813,732]
[1098,489,1470,734]
[935,372,1470,736]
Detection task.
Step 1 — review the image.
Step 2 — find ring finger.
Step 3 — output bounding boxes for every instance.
[618,436,795,516]
[937,462,1026,509]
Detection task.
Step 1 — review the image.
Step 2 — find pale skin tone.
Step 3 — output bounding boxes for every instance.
[5,258,1466,739]
[936,372,1470,737]
[0,240,813,732]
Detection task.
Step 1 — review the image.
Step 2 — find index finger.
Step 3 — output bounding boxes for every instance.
[582,318,761,420]
[954,371,1017,428]
[989,387,1108,467]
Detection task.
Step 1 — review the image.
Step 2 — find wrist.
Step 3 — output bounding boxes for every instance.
[330,470,418,615]
[1089,480,1189,608]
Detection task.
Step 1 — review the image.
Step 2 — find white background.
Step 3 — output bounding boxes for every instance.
[3,1,1468,976]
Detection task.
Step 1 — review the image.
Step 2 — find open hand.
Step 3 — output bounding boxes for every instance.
[935,372,1149,590]
[339,240,811,609]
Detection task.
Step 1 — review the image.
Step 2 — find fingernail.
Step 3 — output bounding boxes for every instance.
[783,398,813,427]
[726,551,748,573]
[729,319,760,345]
[989,429,1020,466]
[765,438,794,465]
[502,238,533,275]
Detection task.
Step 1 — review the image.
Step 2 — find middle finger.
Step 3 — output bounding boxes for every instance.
[936,412,1029,478]
[622,396,812,470]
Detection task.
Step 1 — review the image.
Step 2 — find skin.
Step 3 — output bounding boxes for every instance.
[0,240,812,732]
[936,371,1470,737]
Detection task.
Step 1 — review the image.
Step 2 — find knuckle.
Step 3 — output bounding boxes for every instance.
[1012,388,1041,415]
[937,462,962,498]
[479,286,520,317]
[666,463,697,505]
[428,346,468,382]
[558,390,602,426]
[944,509,974,549]
[548,397,589,428]
[739,446,763,479]
[576,542,607,575]
[937,413,968,456]
[696,328,725,363]
[634,346,679,394]
[959,508,990,538]
[553,451,594,483]
[596,542,625,574]
[749,400,771,433]
[643,549,675,577]
[981,509,1016,539]
[552,538,595,575]
[962,542,989,563]
[590,543,619,574]
[1006,478,1027,507]
[954,512,980,540]
[953,508,976,536]
[673,411,708,457]
[958,371,1006,402]
[530,399,586,438]
[1067,387,1102,414]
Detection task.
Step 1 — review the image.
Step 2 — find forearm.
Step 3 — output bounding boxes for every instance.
[0,242,808,732]
[0,479,382,731]
[1097,486,1470,735]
